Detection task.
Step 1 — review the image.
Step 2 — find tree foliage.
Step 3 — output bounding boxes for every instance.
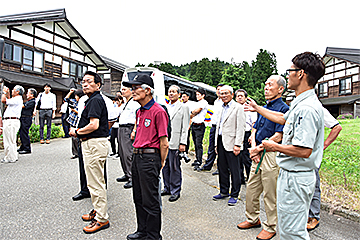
[133,49,278,105]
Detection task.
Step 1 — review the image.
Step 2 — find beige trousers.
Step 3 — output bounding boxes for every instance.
[245,151,279,233]
[3,119,20,162]
[82,137,109,222]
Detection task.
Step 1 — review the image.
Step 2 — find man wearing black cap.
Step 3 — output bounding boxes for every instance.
[190,88,208,169]
[123,74,169,240]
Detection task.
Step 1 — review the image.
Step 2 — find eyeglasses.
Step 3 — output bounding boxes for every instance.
[131,85,143,91]
[81,79,94,84]
[286,69,307,75]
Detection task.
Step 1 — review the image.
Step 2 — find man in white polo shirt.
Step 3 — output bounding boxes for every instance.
[190,88,208,169]
[34,83,56,144]
[116,85,140,189]
[1,85,24,163]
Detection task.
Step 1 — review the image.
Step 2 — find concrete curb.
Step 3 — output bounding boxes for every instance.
[321,202,360,223]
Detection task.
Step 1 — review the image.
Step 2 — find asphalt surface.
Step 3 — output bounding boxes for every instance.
[0,138,359,239]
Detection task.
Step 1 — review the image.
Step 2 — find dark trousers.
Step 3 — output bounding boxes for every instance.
[162,149,182,195]
[239,131,252,183]
[191,123,205,165]
[217,135,241,198]
[202,124,216,170]
[61,113,70,138]
[185,127,191,154]
[78,139,107,195]
[110,127,118,154]
[19,116,33,152]
[132,152,162,239]
[39,109,52,140]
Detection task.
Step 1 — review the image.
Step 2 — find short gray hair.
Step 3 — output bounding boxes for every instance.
[14,85,25,95]
[141,84,154,95]
[28,88,37,98]
[169,85,181,94]
[220,85,234,94]
[269,75,286,89]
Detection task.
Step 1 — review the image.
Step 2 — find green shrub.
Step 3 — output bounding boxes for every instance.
[29,123,64,143]
[337,113,353,120]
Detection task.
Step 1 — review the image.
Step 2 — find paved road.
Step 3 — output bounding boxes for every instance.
[0,138,359,239]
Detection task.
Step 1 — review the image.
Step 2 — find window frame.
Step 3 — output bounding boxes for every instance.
[318,82,328,97]
[339,77,352,95]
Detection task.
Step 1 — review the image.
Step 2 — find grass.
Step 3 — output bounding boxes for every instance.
[188,120,360,212]
[320,118,360,212]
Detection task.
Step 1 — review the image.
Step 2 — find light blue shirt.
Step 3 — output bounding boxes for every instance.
[218,100,233,135]
[277,89,324,171]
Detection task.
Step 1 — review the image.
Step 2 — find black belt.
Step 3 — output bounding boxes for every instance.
[21,115,32,118]
[40,108,52,110]
[192,122,204,126]
[119,124,135,127]
[133,148,160,154]
[4,117,19,120]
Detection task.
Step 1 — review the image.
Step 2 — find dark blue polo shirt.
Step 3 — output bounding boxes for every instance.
[78,91,109,139]
[253,97,289,145]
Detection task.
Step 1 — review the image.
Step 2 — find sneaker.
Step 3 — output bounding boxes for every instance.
[228,197,237,206]
[212,193,229,201]
[1,159,9,163]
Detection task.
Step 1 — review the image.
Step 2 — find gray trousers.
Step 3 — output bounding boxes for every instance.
[39,109,52,140]
[71,136,79,157]
[162,149,182,195]
[309,167,321,220]
[277,169,316,240]
[118,125,134,181]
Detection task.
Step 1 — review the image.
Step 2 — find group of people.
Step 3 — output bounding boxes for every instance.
[0,83,57,163]
[1,51,343,240]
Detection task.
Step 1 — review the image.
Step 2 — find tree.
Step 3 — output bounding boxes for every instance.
[219,64,246,91]
[135,63,145,67]
[251,49,278,91]
[193,58,213,85]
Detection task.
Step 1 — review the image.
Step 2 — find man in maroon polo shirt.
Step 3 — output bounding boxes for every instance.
[123,74,169,240]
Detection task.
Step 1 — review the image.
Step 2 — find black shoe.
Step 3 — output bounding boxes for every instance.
[124,181,133,189]
[72,193,91,201]
[197,167,211,172]
[127,231,147,240]
[17,148,23,152]
[212,169,219,175]
[169,194,180,202]
[109,153,116,157]
[161,190,171,196]
[116,175,129,182]
[19,150,31,154]
[191,161,200,166]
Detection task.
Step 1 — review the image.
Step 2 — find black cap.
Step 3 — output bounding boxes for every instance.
[182,91,191,97]
[123,74,154,88]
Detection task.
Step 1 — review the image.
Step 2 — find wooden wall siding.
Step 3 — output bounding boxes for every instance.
[353,81,360,95]
[0,62,21,73]
[110,70,123,95]
[44,61,62,79]
[328,85,339,98]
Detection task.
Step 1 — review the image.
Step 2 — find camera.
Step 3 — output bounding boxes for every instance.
[178,151,191,163]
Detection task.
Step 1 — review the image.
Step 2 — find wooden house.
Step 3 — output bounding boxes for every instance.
[0,8,128,118]
[319,47,360,118]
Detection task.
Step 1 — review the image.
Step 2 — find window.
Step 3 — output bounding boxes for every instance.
[23,49,34,71]
[3,42,44,72]
[3,43,22,63]
[62,59,87,80]
[339,78,351,95]
[318,82,328,97]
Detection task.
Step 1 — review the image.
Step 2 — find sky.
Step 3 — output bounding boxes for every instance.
[0,0,359,75]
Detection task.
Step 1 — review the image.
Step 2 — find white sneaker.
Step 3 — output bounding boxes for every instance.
[1,159,9,163]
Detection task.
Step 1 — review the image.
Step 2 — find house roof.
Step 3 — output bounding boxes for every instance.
[320,94,360,106]
[100,55,129,72]
[324,47,360,65]
[0,9,108,71]
[0,69,77,91]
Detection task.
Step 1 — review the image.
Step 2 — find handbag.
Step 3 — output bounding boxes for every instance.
[36,93,42,110]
